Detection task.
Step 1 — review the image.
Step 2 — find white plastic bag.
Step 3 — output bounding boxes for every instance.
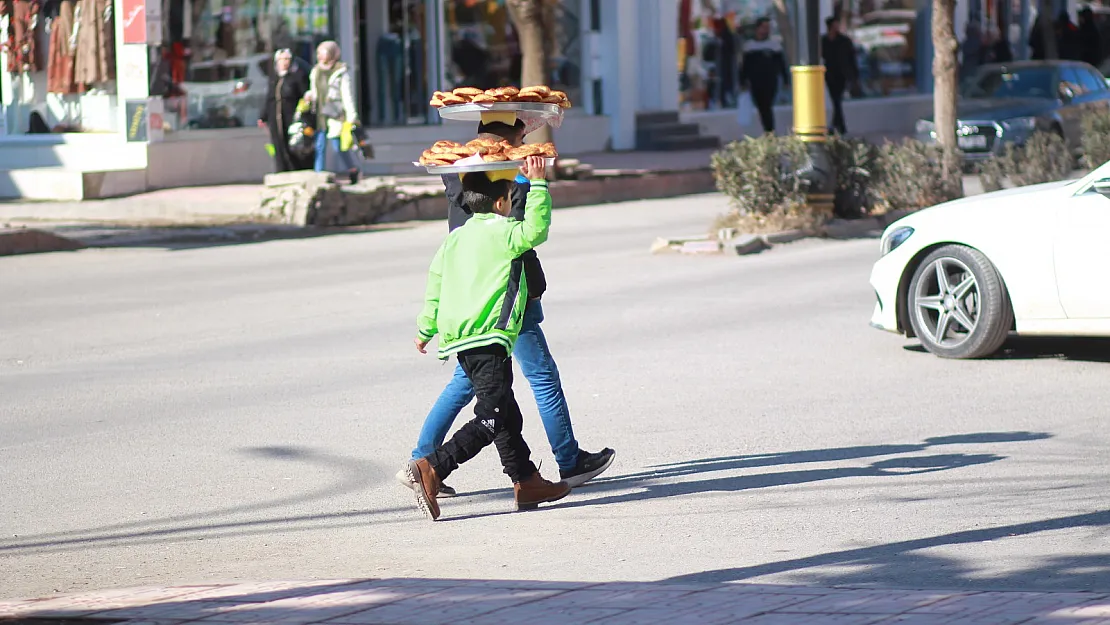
[737,94,754,128]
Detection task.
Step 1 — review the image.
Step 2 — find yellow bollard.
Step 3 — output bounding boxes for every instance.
[791,65,828,142]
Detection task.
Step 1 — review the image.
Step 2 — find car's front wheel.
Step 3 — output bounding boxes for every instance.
[908,245,1013,359]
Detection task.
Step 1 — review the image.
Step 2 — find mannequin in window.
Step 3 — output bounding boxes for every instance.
[376,24,404,125]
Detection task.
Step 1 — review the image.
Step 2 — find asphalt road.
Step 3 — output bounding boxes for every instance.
[3,193,1110,599]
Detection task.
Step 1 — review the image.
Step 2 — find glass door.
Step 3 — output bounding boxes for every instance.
[360,0,435,126]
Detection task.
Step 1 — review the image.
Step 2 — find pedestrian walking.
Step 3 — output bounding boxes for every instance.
[960,21,984,80]
[307,41,361,184]
[740,17,788,134]
[821,17,858,136]
[259,49,312,172]
[1079,7,1103,68]
[406,156,571,521]
[397,117,616,499]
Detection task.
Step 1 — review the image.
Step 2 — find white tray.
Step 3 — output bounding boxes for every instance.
[414,156,556,175]
[436,102,564,133]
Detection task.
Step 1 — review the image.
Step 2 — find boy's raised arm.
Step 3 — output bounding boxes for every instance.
[416,243,445,347]
[508,156,552,256]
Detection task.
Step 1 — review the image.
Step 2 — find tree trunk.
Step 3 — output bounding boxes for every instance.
[507,0,553,145]
[1039,0,1058,59]
[932,0,962,196]
[772,0,797,66]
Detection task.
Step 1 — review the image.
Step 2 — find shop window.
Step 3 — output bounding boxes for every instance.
[442,0,582,106]
[1,0,118,136]
[154,0,335,132]
[678,0,921,112]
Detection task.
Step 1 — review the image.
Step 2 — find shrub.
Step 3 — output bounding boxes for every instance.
[711,134,812,215]
[1082,107,1110,170]
[711,135,820,234]
[826,135,882,219]
[870,139,963,213]
[979,131,1072,192]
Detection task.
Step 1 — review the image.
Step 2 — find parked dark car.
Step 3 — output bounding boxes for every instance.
[915,61,1110,164]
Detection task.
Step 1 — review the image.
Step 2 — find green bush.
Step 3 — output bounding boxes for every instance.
[870,139,963,213]
[710,136,965,235]
[979,131,1072,192]
[826,135,882,218]
[1082,107,1110,170]
[711,135,824,234]
[711,134,811,216]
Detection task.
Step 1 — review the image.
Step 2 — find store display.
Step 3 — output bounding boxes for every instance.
[73,0,116,88]
[4,0,44,73]
[46,0,78,94]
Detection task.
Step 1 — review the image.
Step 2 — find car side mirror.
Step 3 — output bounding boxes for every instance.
[1092,178,1110,196]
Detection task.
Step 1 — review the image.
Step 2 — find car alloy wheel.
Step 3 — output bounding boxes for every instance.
[913,257,980,349]
[907,245,1013,359]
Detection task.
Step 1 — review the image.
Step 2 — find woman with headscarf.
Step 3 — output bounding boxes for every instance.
[307,40,361,184]
[259,49,312,172]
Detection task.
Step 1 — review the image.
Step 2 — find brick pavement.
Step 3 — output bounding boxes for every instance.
[2,579,1108,624]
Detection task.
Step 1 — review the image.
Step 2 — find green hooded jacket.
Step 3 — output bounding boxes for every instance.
[417,179,551,359]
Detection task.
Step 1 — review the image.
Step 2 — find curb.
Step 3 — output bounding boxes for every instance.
[0,227,85,257]
[378,169,715,224]
[651,210,913,257]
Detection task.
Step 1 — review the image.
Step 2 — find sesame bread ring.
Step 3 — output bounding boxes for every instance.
[453,87,484,97]
[519,85,551,97]
[440,94,467,105]
[513,93,544,102]
[471,94,499,104]
[483,153,510,162]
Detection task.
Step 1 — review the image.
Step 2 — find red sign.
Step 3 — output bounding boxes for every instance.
[122,0,146,44]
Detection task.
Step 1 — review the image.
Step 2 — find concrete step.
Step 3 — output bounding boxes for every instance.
[638,135,722,151]
[635,123,702,146]
[635,110,681,126]
[0,168,148,201]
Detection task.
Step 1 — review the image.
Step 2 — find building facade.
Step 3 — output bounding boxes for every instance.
[0,0,677,199]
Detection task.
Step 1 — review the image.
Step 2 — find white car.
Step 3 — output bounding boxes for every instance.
[180,54,272,128]
[870,162,1110,359]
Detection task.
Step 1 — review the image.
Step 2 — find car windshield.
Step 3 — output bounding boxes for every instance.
[961,68,1056,99]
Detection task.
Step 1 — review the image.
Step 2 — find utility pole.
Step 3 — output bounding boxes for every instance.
[792,0,835,216]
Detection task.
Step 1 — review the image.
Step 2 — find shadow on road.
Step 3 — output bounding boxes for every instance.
[0,433,1054,555]
[666,509,1110,592]
[0,446,409,556]
[902,337,1110,363]
[446,432,1048,521]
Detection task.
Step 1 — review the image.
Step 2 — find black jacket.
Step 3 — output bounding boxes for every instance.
[740,38,789,93]
[443,175,547,299]
[821,33,858,86]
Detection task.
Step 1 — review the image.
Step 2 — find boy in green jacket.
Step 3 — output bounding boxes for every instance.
[407,156,571,521]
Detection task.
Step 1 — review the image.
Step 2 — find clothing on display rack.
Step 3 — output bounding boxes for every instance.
[46,0,77,94]
[3,0,44,73]
[73,0,115,88]
[375,32,402,125]
[406,29,423,118]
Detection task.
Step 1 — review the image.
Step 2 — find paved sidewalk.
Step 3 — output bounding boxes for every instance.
[0,150,714,225]
[2,578,1109,624]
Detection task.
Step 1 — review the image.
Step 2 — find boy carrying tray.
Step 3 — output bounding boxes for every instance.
[407,156,570,521]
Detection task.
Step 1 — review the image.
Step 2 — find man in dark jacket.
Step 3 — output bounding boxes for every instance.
[740,17,789,134]
[1079,7,1103,68]
[821,17,858,135]
[398,118,615,497]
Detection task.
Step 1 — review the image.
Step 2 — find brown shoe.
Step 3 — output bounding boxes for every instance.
[514,472,571,511]
[406,459,441,521]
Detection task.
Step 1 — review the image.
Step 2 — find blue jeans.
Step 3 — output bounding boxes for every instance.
[412,300,581,471]
[314,129,358,173]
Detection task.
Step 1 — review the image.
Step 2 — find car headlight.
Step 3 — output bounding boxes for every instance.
[915,119,935,137]
[880,226,914,256]
[1002,116,1036,134]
